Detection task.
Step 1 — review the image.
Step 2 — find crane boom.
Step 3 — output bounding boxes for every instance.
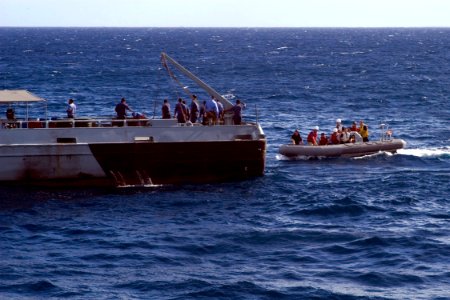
[161,52,234,110]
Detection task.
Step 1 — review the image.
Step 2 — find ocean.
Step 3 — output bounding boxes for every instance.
[0,28,449,299]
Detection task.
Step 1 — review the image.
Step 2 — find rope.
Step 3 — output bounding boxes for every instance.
[161,54,193,99]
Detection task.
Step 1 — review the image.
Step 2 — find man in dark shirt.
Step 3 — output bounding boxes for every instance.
[189,95,199,123]
[162,99,171,119]
[227,99,245,125]
[115,98,132,119]
[291,129,302,145]
[173,98,187,123]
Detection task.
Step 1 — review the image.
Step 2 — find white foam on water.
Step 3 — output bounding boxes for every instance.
[275,154,310,161]
[397,147,450,158]
[352,151,393,160]
[117,184,163,188]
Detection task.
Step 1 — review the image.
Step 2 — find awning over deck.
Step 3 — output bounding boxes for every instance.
[0,90,45,103]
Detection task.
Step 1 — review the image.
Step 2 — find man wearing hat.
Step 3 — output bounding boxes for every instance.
[336,118,343,131]
[307,126,319,146]
[330,128,340,144]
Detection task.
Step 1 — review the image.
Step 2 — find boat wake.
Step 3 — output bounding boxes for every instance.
[116,183,163,188]
[275,154,321,161]
[352,151,394,160]
[397,147,450,158]
[276,154,303,161]
[277,151,397,161]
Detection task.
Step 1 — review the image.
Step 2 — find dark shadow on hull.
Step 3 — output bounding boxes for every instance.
[89,140,266,187]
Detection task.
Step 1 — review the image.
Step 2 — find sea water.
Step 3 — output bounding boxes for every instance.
[0,28,449,299]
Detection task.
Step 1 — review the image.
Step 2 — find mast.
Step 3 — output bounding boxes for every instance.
[161,52,234,110]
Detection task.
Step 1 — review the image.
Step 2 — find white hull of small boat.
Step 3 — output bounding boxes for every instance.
[279,139,406,158]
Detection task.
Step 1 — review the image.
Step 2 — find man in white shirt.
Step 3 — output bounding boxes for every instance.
[66,98,76,118]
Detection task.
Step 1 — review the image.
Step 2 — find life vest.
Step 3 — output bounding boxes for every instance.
[307,131,317,144]
[330,132,339,144]
[359,124,369,138]
[319,135,328,145]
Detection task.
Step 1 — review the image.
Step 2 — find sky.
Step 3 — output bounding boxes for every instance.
[0,0,449,27]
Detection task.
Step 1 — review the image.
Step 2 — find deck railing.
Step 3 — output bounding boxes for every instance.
[0,117,254,129]
[1,118,151,129]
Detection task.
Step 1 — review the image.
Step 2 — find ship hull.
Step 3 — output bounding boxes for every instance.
[90,140,266,186]
[0,122,266,187]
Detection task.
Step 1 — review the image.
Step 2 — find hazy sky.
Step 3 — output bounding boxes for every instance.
[1,0,449,27]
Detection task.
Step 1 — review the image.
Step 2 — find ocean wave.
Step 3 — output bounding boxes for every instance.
[184,280,289,299]
[351,271,425,287]
[0,280,61,294]
[294,202,368,217]
[114,278,213,295]
[80,253,146,262]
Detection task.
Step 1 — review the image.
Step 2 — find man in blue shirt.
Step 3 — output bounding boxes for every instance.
[205,96,219,125]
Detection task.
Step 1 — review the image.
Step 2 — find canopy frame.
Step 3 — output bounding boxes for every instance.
[0,90,47,120]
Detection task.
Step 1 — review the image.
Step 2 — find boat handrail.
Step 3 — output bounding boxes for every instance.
[0,117,152,129]
[379,123,393,141]
[0,117,260,129]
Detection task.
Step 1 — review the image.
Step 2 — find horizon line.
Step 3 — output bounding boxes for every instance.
[1,25,450,29]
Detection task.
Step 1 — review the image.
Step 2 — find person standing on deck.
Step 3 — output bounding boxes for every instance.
[199,101,207,125]
[189,95,200,123]
[205,96,219,125]
[162,99,171,119]
[66,98,76,118]
[182,99,190,120]
[225,99,245,125]
[115,97,133,119]
[216,97,224,123]
[174,98,187,123]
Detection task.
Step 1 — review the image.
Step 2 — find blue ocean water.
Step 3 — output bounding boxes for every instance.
[0,28,449,299]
